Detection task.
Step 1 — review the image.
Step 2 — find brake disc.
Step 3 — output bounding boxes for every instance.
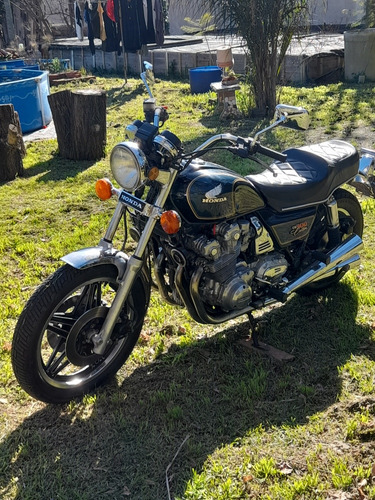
[65,306,108,366]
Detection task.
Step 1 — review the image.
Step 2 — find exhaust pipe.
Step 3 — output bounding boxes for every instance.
[274,234,363,301]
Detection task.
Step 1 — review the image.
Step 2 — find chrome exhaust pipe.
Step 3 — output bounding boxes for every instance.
[279,234,363,298]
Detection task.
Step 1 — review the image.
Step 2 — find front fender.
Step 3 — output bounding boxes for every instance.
[61,246,129,280]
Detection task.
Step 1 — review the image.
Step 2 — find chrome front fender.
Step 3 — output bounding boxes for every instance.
[61,246,129,280]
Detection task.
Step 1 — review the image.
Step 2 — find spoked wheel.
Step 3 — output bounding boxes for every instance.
[300,188,363,294]
[12,264,148,403]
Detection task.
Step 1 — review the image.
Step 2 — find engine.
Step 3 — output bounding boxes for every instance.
[185,217,289,311]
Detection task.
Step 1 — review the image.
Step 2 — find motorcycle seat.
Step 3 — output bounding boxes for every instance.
[246,140,359,212]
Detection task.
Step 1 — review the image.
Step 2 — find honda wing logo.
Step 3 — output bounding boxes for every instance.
[202,184,227,204]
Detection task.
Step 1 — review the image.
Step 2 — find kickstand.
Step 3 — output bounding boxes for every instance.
[248,313,260,348]
[239,313,295,363]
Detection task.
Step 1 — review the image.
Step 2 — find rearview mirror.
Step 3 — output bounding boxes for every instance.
[140,61,155,98]
[274,104,310,131]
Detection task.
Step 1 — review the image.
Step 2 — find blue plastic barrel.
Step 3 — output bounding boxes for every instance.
[189,66,222,94]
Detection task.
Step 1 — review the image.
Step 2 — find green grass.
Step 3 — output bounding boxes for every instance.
[1,77,375,499]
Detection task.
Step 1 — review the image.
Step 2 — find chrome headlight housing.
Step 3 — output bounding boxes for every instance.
[110,141,146,191]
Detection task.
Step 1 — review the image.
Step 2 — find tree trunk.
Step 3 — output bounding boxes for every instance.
[48,90,107,161]
[0,104,25,182]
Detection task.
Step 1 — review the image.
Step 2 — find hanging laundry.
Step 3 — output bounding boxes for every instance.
[153,0,164,47]
[106,0,116,23]
[83,0,164,54]
[143,0,155,44]
[119,0,142,52]
[97,3,107,41]
[75,1,84,41]
[102,8,121,53]
[84,1,96,54]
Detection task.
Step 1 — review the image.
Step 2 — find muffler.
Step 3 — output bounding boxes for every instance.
[275,234,363,300]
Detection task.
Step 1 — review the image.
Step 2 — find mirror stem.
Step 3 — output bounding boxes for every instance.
[251,115,287,146]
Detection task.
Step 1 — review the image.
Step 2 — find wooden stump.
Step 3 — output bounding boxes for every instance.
[48,89,106,161]
[0,104,25,182]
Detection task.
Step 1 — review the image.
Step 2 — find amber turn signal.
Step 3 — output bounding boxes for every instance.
[160,210,181,234]
[95,178,112,200]
[148,167,159,181]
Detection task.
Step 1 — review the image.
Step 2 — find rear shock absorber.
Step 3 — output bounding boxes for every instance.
[326,197,341,248]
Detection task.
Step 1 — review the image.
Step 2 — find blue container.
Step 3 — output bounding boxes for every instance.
[0,59,39,70]
[0,69,52,133]
[189,66,222,94]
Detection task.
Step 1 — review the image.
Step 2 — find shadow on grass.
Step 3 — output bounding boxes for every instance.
[20,152,98,183]
[1,283,374,499]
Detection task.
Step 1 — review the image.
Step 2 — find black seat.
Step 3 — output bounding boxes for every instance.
[246,140,359,212]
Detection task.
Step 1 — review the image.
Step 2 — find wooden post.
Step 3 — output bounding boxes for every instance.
[0,104,25,182]
[48,89,106,161]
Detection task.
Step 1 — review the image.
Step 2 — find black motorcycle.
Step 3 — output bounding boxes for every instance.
[12,63,375,403]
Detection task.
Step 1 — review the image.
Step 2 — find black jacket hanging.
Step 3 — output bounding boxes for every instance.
[119,0,142,52]
[102,8,121,53]
[143,0,155,44]
[84,1,96,54]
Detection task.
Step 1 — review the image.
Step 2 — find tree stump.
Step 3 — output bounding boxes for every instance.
[0,104,25,182]
[48,89,106,161]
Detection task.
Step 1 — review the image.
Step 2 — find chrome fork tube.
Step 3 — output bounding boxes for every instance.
[93,170,178,354]
[101,202,125,245]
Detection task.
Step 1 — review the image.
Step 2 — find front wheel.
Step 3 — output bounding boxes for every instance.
[300,188,363,294]
[12,264,148,403]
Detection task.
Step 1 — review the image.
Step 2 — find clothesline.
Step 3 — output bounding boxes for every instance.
[74,0,164,54]
[74,0,164,81]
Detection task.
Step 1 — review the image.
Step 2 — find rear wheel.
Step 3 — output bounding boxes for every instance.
[12,264,148,403]
[300,188,363,294]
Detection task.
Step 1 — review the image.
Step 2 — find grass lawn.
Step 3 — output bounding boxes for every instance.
[1,76,375,499]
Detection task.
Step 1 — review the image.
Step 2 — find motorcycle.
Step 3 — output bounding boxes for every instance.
[12,63,375,404]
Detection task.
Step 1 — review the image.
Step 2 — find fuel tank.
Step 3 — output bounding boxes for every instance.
[170,159,265,223]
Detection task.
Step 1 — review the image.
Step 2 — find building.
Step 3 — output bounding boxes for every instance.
[168,0,363,35]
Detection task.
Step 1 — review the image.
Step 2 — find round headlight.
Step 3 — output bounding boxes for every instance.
[110,142,146,191]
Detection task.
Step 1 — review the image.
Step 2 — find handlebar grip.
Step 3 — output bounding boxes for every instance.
[256,143,287,162]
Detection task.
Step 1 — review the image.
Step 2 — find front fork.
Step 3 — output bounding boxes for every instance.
[92,170,178,355]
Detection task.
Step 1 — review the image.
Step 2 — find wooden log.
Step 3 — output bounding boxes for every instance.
[0,104,25,182]
[48,89,106,161]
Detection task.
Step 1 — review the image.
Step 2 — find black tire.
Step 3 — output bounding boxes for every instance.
[300,188,363,294]
[12,264,149,404]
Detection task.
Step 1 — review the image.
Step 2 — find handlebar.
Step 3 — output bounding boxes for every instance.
[227,137,287,162]
[254,143,287,162]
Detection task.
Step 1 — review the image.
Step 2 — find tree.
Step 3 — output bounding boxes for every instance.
[364,0,375,26]
[2,0,15,44]
[194,0,308,116]
[0,0,53,49]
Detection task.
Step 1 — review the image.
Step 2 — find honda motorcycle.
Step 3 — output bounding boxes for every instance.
[12,63,375,403]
